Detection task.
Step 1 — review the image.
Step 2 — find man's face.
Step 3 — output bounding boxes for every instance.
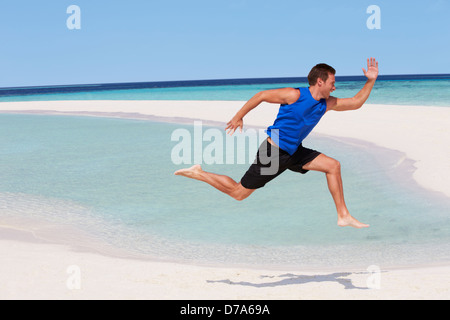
[322,74,336,99]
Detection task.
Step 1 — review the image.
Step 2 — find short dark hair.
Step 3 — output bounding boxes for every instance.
[308,63,336,86]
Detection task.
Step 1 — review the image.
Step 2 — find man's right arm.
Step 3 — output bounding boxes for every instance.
[226,88,299,135]
[326,58,379,112]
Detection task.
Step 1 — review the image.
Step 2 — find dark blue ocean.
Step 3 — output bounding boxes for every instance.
[1,74,450,107]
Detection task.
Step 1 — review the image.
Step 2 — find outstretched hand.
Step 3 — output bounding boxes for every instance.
[362,57,379,81]
[226,117,243,136]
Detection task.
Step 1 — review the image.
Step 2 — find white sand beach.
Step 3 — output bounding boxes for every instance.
[0,100,449,300]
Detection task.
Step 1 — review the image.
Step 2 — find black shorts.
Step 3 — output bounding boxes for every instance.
[240,139,321,190]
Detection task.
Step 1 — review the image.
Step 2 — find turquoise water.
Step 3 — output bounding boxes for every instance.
[1,79,450,107]
[1,114,449,268]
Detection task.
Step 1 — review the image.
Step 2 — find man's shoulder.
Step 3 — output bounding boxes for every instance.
[325,96,338,111]
[281,87,301,105]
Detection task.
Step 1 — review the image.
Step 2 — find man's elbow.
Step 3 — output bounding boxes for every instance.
[253,91,267,104]
[350,98,364,110]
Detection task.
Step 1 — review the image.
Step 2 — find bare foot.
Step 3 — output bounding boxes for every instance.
[338,214,370,229]
[174,164,203,179]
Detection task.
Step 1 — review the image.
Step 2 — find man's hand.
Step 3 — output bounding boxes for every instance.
[226,117,243,136]
[362,57,379,81]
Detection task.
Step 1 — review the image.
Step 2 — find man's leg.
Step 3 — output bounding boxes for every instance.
[174,165,255,201]
[302,154,369,228]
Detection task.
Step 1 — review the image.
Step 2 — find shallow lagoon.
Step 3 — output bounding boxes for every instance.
[0,114,449,268]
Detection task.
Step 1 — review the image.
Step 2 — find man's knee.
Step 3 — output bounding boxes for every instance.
[328,158,341,174]
[233,193,249,201]
[231,184,254,201]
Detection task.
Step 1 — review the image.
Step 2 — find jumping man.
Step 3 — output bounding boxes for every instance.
[175,58,379,229]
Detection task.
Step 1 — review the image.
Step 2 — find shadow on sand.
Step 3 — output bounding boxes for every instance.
[207,271,382,290]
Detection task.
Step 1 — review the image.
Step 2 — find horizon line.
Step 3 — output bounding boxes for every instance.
[1,73,450,91]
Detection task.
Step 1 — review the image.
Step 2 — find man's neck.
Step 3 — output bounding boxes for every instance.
[308,86,324,101]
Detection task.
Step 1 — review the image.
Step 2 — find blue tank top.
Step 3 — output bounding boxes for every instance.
[266,87,327,155]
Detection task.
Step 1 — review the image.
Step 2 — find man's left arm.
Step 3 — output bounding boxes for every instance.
[327,58,379,112]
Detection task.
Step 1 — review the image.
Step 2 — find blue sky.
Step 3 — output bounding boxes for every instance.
[1,0,449,87]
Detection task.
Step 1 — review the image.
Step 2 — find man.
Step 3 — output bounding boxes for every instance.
[175,58,379,229]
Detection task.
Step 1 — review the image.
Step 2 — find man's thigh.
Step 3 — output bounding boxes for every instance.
[301,154,339,173]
